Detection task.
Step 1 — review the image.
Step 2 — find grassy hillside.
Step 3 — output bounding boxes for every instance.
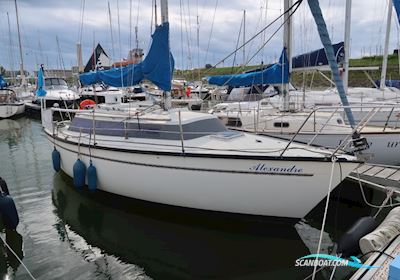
[176,54,400,88]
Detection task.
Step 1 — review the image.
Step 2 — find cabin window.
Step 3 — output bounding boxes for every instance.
[337,119,343,124]
[45,78,67,87]
[274,122,289,128]
[69,117,228,140]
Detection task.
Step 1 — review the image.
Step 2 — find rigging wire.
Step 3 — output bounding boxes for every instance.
[231,15,244,73]
[206,0,303,88]
[204,0,219,65]
[203,0,303,76]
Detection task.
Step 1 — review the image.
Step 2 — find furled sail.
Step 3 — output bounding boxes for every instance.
[79,23,174,91]
[35,66,47,97]
[207,48,289,87]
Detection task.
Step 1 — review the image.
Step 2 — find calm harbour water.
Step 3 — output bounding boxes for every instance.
[0,117,392,280]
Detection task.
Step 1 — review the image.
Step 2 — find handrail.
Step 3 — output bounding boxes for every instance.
[279,108,317,157]
[278,104,400,157]
[383,107,395,132]
[307,108,339,145]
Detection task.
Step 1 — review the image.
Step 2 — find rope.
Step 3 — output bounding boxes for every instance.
[0,234,36,280]
[328,254,341,280]
[355,169,400,214]
[311,157,337,280]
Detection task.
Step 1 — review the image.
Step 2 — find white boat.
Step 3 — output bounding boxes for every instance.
[43,0,361,219]
[32,77,79,108]
[79,85,124,105]
[43,107,360,219]
[213,102,400,165]
[0,89,25,118]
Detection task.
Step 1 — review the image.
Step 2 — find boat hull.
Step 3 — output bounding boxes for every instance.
[0,103,25,118]
[48,134,359,219]
[262,132,400,165]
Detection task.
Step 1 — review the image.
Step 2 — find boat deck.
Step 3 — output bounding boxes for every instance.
[348,163,400,191]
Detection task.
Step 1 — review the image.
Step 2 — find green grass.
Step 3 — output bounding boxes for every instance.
[175,54,400,88]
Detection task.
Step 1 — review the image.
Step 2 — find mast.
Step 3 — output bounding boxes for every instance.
[14,0,26,86]
[160,0,169,24]
[283,0,293,111]
[7,12,16,85]
[381,0,393,90]
[155,0,158,27]
[243,10,246,67]
[343,0,351,93]
[160,0,171,110]
[108,1,115,64]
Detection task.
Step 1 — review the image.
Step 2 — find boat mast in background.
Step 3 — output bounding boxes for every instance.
[14,0,26,87]
[243,9,246,68]
[283,0,293,111]
[6,12,16,85]
[381,0,393,91]
[343,0,351,93]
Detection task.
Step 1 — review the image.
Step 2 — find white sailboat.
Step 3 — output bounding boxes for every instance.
[0,89,25,119]
[208,0,400,165]
[42,0,360,219]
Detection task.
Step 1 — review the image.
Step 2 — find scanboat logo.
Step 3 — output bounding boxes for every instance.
[295,254,381,269]
[249,163,303,174]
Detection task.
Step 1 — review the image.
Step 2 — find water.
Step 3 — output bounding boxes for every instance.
[0,117,392,280]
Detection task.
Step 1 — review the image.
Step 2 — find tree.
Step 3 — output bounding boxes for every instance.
[205,64,213,69]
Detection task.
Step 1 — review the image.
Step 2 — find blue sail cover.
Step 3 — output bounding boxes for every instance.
[207,48,289,87]
[35,66,47,96]
[393,0,400,23]
[292,42,344,68]
[80,23,174,91]
[0,75,6,89]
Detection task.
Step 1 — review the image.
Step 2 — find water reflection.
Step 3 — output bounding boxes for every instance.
[52,172,317,279]
[0,228,24,279]
[0,119,22,146]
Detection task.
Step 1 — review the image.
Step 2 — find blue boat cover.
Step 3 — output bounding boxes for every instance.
[207,48,289,87]
[0,75,6,89]
[80,23,174,91]
[394,0,400,23]
[292,42,344,68]
[35,66,47,97]
[375,79,400,89]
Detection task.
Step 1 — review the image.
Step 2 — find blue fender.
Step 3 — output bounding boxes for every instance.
[73,159,86,188]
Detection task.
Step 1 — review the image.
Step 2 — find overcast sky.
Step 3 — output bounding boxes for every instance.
[0,0,397,72]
